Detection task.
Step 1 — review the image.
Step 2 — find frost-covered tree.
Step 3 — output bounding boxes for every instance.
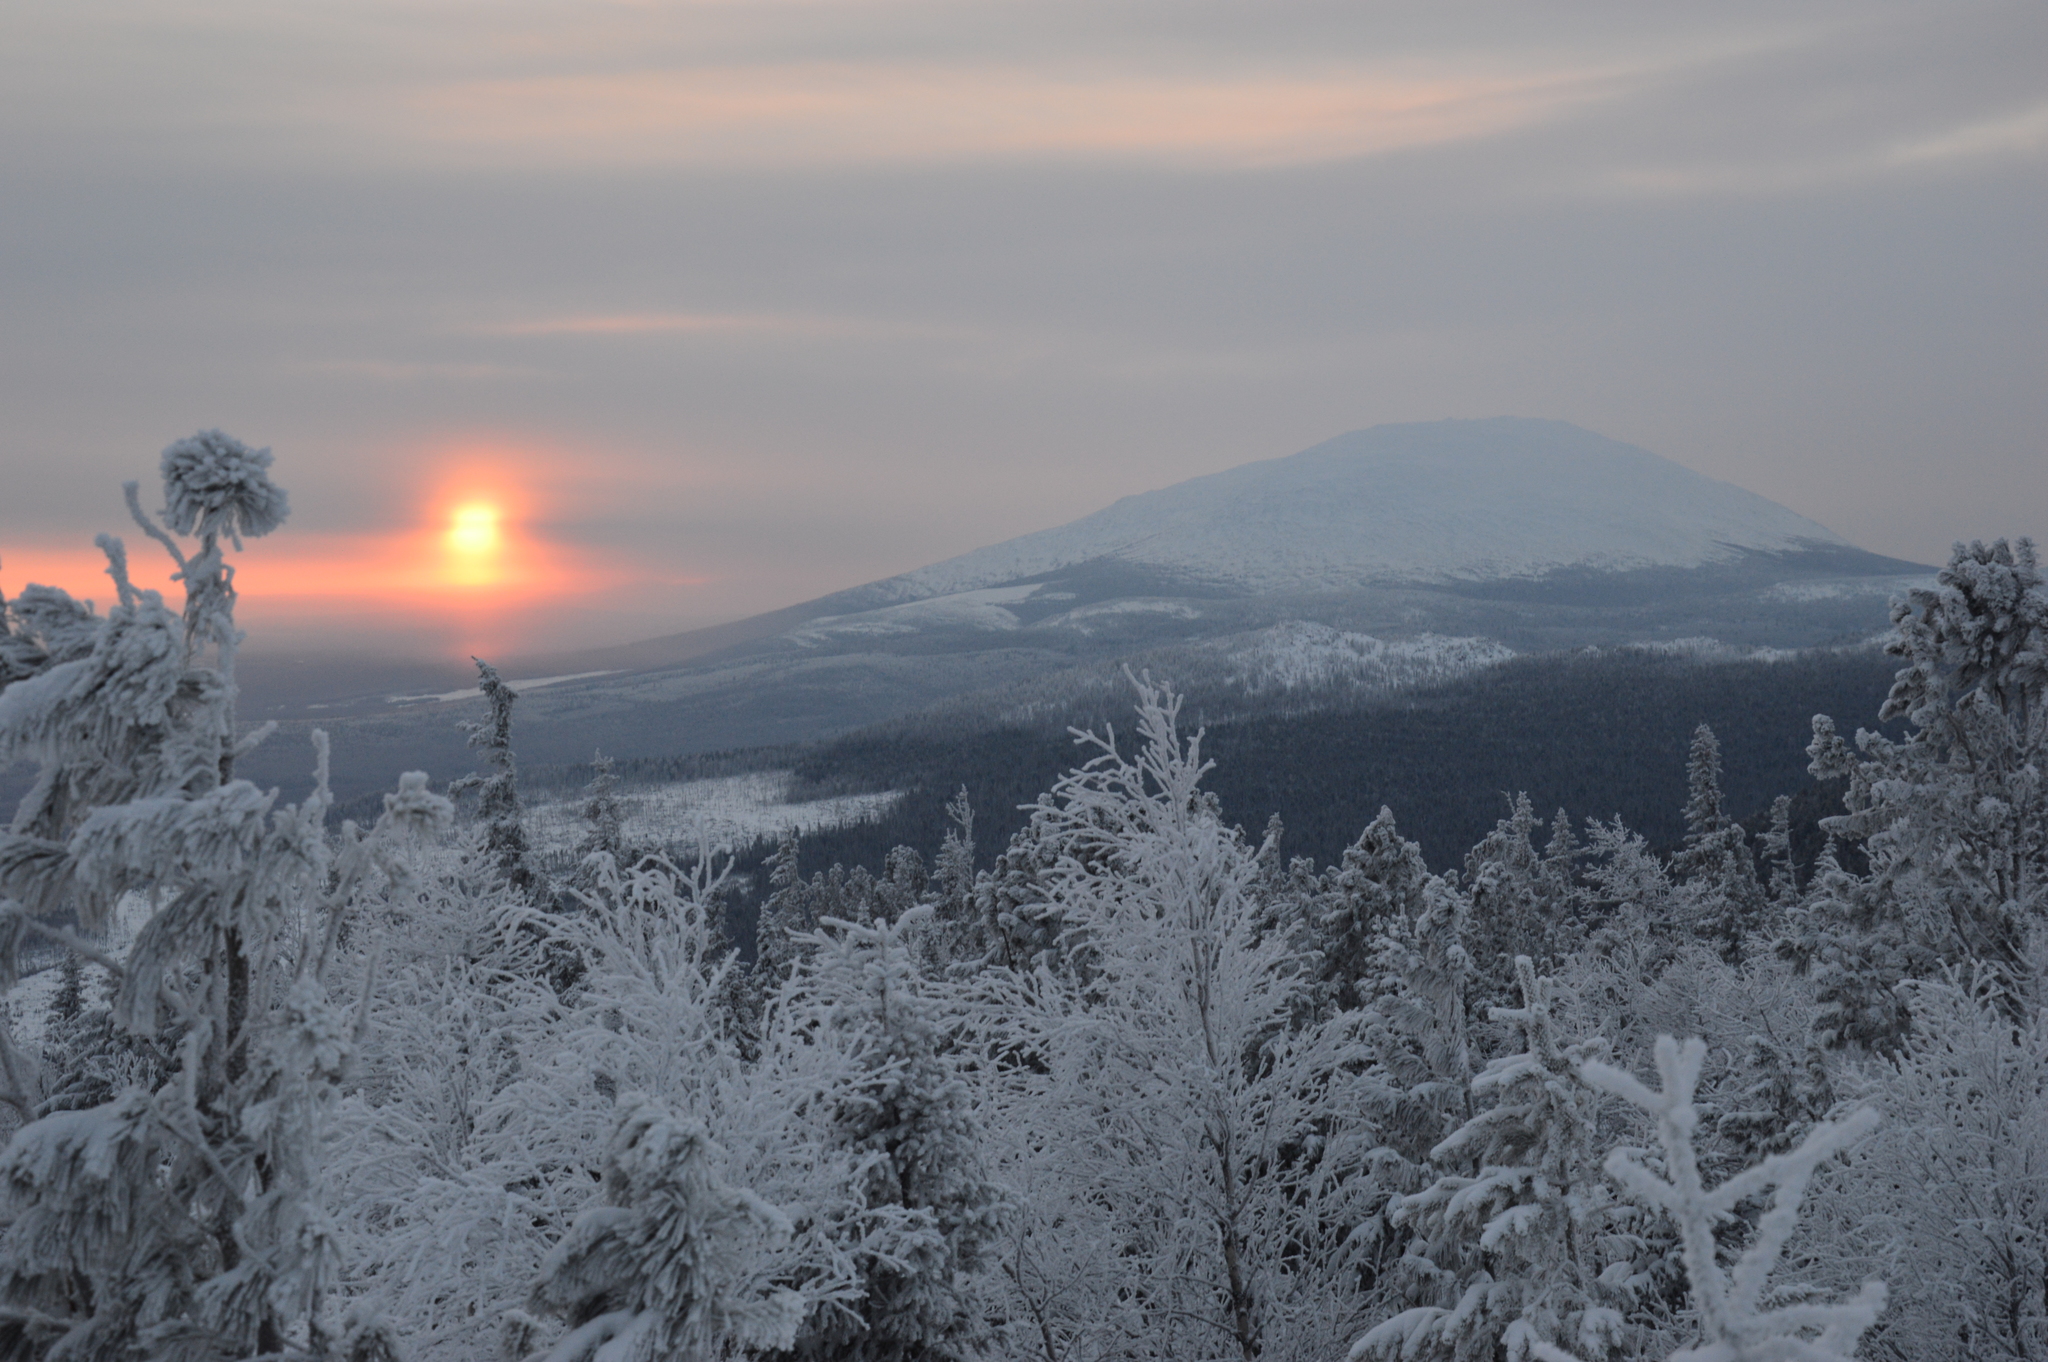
[574,750,628,871]
[0,434,454,1358]
[1573,815,1690,1020]
[755,842,928,982]
[1352,872,1478,1170]
[1758,797,1800,913]
[1305,807,1434,1019]
[1671,726,1765,959]
[777,913,1002,1361]
[1465,796,1581,1003]
[1816,972,2048,1362]
[968,674,1315,1362]
[452,659,538,899]
[1579,1036,1886,1362]
[524,1094,806,1362]
[332,830,749,1359]
[1792,538,2047,1044]
[1360,957,1636,1362]
[907,788,980,978]
[972,807,1068,974]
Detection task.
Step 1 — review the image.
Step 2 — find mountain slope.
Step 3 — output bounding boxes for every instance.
[208,417,1932,812]
[860,417,1851,603]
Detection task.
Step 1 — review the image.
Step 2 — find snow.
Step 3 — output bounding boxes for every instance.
[1625,637,1803,663]
[1041,599,1203,633]
[1215,621,1513,694]
[7,892,155,1044]
[786,584,1045,645]
[864,419,1851,602]
[523,770,900,854]
[1760,574,1930,603]
[389,670,619,704]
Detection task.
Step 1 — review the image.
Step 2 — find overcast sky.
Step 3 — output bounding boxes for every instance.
[2,0,2042,657]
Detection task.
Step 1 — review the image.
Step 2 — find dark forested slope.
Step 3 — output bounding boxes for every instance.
[775,647,1900,878]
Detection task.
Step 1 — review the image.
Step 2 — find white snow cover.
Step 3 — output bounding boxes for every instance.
[524,770,900,853]
[1040,599,1204,633]
[1624,637,1803,663]
[1760,574,1930,603]
[1216,621,1514,694]
[787,584,1044,645]
[387,670,619,704]
[868,419,1849,601]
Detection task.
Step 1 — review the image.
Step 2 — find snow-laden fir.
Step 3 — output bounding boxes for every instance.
[1,435,2042,1362]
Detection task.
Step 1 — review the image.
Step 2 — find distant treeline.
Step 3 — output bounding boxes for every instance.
[748,648,1900,891]
[384,647,1900,956]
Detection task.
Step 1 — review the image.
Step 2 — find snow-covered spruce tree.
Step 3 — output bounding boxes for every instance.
[965,674,1318,1362]
[0,584,103,696]
[752,832,811,986]
[906,788,980,979]
[0,434,455,1358]
[573,751,628,873]
[1461,796,1587,1010]
[774,912,1002,1362]
[1572,815,1690,1026]
[453,659,538,900]
[524,1093,806,1362]
[1299,870,1486,1329]
[1671,726,1767,961]
[1359,957,1636,1362]
[755,842,928,983]
[1216,817,1482,1349]
[1791,538,2046,1045]
[1579,1036,1885,1362]
[1757,797,1800,914]
[1303,807,1434,1020]
[1774,837,1905,1051]
[1352,870,1478,1170]
[971,807,1067,974]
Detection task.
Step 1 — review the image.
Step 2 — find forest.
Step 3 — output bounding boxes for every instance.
[0,436,2043,1362]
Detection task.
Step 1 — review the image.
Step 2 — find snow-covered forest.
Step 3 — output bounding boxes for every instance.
[2,439,2044,1362]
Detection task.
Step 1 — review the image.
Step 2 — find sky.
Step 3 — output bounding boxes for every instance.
[1,0,2042,660]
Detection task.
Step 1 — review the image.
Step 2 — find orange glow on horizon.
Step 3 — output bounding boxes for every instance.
[2,439,708,660]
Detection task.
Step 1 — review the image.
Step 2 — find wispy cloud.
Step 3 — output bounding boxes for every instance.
[469,311,849,338]
[1591,106,2048,200]
[391,62,1623,170]
[294,359,548,381]
[1886,101,2048,166]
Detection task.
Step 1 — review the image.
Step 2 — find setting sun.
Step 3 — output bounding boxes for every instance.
[444,500,505,585]
[448,502,501,554]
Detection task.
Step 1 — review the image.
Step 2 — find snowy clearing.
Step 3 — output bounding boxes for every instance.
[1217,621,1514,694]
[524,769,901,854]
[786,584,1047,644]
[387,670,619,704]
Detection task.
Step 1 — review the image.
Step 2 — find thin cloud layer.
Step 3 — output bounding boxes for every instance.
[1,0,2042,657]
[395,63,1622,170]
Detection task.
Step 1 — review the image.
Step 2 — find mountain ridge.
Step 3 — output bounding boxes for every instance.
[844,417,1855,607]
[482,417,1911,683]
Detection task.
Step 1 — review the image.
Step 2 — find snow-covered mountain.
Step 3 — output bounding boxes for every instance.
[234,417,1929,808]
[861,418,1849,603]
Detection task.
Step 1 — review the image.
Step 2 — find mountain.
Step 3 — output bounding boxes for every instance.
[852,417,1852,604]
[224,417,1932,809]
[526,417,1915,670]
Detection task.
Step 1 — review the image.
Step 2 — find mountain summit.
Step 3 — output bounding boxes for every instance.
[868,418,1849,602]
[234,417,1930,803]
